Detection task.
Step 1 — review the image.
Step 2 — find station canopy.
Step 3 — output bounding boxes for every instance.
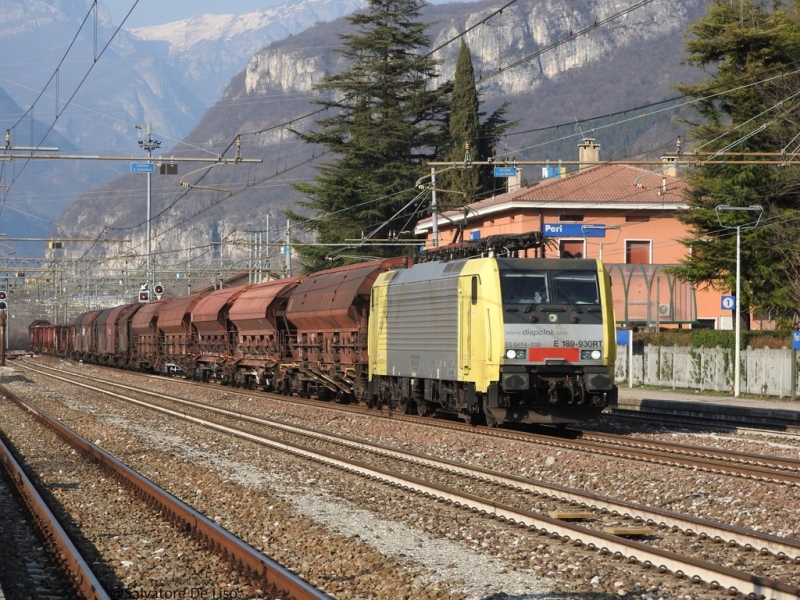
[605,264,696,327]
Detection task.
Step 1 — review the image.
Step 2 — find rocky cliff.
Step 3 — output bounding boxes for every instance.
[54,0,706,270]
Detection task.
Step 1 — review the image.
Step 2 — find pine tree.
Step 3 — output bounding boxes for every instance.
[287,0,451,272]
[670,0,800,322]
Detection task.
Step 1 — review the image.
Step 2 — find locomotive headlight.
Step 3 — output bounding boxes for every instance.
[591,350,601,359]
[505,349,526,360]
[506,349,516,359]
[580,349,603,360]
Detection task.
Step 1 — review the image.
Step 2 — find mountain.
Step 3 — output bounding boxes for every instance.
[59,0,707,268]
[0,0,367,248]
[127,0,366,103]
[7,0,708,267]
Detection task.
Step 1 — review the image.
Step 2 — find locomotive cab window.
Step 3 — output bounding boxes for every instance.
[500,271,549,305]
[552,270,600,305]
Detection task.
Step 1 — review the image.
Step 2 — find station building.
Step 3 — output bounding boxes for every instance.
[414,139,737,330]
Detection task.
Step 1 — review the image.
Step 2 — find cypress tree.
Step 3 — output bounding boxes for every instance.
[438,40,481,205]
[437,40,517,208]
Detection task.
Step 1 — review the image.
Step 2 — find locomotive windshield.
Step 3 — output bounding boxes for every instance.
[551,270,600,304]
[500,270,600,306]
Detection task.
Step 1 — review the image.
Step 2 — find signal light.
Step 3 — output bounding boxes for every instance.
[0,290,6,300]
[154,284,164,297]
[139,291,150,303]
[0,301,6,311]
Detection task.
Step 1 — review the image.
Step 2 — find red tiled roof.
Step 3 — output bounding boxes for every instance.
[515,163,687,203]
[416,163,689,230]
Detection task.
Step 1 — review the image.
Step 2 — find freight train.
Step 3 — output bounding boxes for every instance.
[29,232,618,426]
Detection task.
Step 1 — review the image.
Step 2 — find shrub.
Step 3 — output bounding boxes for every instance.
[635,329,791,350]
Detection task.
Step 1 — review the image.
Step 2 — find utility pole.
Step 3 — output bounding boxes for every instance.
[715,205,763,397]
[2,130,261,312]
[138,123,161,292]
[0,310,5,366]
[285,220,292,278]
[431,167,438,248]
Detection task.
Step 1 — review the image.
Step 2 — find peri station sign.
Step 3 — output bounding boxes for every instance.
[543,223,606,237]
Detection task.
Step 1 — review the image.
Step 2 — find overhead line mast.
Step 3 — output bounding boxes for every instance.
[1,127,263,302]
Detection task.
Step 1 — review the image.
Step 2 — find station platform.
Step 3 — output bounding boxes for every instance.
[610,386,800,431]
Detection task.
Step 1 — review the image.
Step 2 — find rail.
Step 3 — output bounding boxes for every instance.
[1,385,332,600]
[13,368,800,600]
[0,426,109,600]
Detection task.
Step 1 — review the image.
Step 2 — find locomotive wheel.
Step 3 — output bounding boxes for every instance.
[416,400,427,417]
[482,398,499,428]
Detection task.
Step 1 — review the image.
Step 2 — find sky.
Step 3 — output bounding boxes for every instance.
[103,0,282,28]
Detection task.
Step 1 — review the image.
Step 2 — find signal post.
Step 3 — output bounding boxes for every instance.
[0,290,6,366]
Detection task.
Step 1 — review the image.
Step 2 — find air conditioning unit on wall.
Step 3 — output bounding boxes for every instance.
[658,303,671,317]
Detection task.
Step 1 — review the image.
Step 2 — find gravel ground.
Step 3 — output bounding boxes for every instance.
[0,460,78,600]
[0,385,280,599]
[8,360,800,598]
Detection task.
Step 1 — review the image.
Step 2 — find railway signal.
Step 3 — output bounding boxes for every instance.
[0,290,7,311]
[139,283,149,303]
[154,284,164,299]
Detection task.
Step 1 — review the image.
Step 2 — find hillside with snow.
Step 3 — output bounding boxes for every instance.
[0,0,367,245]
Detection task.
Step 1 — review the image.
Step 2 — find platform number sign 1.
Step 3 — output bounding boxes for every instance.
[721,295,736,310]
[0,290,6,310]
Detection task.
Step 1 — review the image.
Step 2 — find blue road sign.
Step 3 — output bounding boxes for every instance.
[616,329,630,346]
[493,167,517,178]
[721,295,736,310]
[131,162,155,173]
[793,331,800,351]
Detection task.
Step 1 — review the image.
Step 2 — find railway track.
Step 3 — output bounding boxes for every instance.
[0,433,108,600]
[0,383,332,600]
[24,358,800,486]
[606,401,800,435]
[16,360,800,600]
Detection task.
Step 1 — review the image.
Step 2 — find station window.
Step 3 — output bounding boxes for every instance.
[559,239,585,259]
[559,214,584,222]
[625,240,651,264]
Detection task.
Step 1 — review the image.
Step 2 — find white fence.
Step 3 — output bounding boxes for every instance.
[615,345,799,398]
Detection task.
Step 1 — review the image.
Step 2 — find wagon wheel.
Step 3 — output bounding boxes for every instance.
[415,400,427,417]
[396,397,411,414]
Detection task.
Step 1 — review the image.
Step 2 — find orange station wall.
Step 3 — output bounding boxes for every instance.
[425,209,732,329]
